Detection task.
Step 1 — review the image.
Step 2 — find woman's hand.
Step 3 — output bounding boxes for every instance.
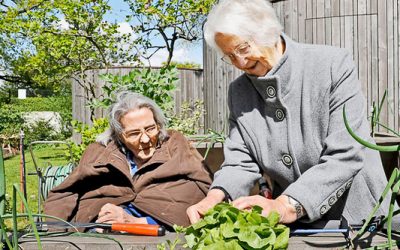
[96,203,147,224]
[232,195,297,224]
[186,189,226,224]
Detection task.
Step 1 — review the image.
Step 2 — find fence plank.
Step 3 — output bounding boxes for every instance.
[297,0,307,43]
[387,0,395,129]
[378,0,388,126]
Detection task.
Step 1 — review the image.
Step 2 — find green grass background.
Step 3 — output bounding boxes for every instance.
[4,145,72,213]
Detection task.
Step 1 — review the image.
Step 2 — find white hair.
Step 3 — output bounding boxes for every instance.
[204,0,283,53]
[96,91,168,146]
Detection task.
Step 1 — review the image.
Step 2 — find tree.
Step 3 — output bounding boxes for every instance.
[126,0,216,66]
[0,0,136,103]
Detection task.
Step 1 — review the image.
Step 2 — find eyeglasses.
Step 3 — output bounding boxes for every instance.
[123,124,159,141]
[221,42,252,64]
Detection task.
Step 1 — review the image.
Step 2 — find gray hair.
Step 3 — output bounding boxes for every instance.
[203,0,283,53]
[96,91,168,146]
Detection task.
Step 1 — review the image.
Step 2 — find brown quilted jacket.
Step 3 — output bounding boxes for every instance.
[43,130,212,227]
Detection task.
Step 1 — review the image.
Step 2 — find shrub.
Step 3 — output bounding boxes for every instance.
[0,96,72,142]
[90,66,178,112]
[169,100,205,135]
[68,118,109,163]
[23,119,60,143]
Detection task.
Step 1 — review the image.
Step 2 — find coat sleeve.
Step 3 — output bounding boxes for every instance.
[43,143,103,220]
[283,50,370,222]
[170,131,212,194]
[210,85,262,200]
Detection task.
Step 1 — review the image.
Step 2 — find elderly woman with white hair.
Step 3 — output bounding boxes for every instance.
[187,0,392,227]
[44,91,212,229]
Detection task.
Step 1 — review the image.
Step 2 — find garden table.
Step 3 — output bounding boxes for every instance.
[17,231,399,249]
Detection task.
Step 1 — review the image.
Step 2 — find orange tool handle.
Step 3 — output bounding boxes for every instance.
[111,223,165,236]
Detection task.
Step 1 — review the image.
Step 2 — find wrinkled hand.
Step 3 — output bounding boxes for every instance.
[187,189,226,224]
[96,203,140,224]
[232,195,297,224]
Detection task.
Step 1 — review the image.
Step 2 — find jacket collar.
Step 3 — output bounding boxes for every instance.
[246,33,294,98]
[137,137,171,171]
[93,138,172,174]
[93,141,132,178]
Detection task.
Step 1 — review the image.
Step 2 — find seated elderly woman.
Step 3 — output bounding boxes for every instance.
[44,91,212,228]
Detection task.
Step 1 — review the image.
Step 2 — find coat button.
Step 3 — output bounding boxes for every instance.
[328,196,336,206]
[275,109,285,121]
[345,180,353,189]
[320,205,327,215]
[282,154,293,166]
[336,188,345,198]
[266,86,276,98]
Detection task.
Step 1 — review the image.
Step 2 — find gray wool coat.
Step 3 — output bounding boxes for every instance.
[211,34,392,224]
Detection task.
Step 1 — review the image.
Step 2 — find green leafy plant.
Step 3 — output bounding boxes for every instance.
[189,129,226,159]
[343,105,400,249]
[166,203,289,249]
[0,108,23,137]
[68,118,109,163]
[169,100,206,135]
[23,119,60,144]
[369,90,400,137]
[90,66,178,112]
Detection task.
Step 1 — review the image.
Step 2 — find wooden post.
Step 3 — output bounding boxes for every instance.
[19,129,26,212]
[0,146,5,216]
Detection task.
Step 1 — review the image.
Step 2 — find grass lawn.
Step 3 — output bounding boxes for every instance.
[4,144,73,214]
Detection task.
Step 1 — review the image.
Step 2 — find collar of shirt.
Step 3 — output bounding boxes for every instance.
[126,151,138,176]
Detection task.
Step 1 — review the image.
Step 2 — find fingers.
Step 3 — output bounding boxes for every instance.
[98,203,116,217]
[232,195,265,210]
[96,213,117,224]
[97,203,124,223]
[186,192,231,225]
[186,199,215,224]
[186,205,202,224]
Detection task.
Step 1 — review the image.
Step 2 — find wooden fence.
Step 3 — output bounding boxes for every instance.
[204,0,400,133]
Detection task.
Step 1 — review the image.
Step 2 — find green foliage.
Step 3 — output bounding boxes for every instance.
[189,129,226,159]
[0,96,72,142]
[23,119,60,143]
[69,118,109,163]
[0,0,136,92]
[0,108,23,139]
[162,61,202,69]
[126,0,216,65]
[169,100,205,135]
[90,66,178,112]
[4,145,69,214]
[170,203,289,249]
[344,106,400,249]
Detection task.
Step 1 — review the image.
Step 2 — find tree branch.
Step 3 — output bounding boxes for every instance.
[1,1,45,14]
[0,74,27,85]
[42,30,109,66]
